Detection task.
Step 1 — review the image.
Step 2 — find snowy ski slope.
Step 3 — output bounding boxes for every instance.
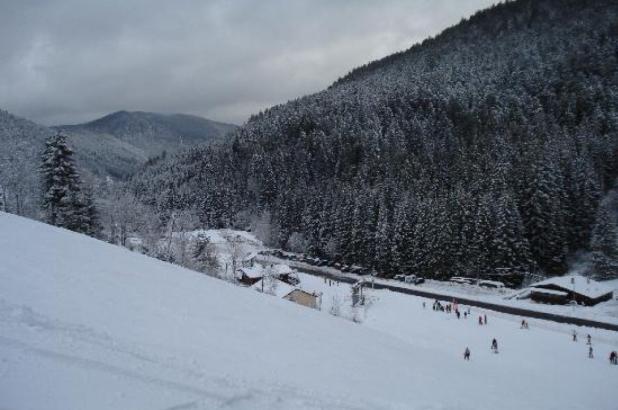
[1,212,617,410]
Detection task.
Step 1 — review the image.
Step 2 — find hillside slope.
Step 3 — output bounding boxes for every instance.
[0,109,236,217]
[1,212,617,410]
[130,0,618,280]
[55,111,237,177]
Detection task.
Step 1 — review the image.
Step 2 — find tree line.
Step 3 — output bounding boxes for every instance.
[127,0,618,284]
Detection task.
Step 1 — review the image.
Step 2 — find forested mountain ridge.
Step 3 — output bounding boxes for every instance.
[55,110,237,178]
[0,109,236,218]
[130,0,618,283]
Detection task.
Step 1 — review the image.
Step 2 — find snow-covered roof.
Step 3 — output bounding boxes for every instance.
[285,288,319,298]
[531,275,613,299]
[478,280,505,287]
[272,264,294,275]
[251,278,296,298]
[530,288,568,296]
[238,266,264,279]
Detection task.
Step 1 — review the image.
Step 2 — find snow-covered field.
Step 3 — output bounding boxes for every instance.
[1,212,617,410]
[262,255,618,325]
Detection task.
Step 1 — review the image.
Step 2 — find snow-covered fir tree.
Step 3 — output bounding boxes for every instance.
[39,134,99,236]
[590,193,618,279]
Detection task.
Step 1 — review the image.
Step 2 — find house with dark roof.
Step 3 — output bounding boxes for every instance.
[526,275,613,306]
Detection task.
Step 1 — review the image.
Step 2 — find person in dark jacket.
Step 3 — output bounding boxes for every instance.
[464,347,471,360]
[491,338,498,353]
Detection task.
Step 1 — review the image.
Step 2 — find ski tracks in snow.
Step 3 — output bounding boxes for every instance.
[0,299,394,410]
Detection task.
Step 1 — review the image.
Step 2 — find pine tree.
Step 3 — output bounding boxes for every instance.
[82,186,102,238]
[590,197,618,279]
[521,156,568,275]
[491,190,533,280]
[39,134,84,231]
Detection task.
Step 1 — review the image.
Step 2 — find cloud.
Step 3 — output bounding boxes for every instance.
[0,0,495,126]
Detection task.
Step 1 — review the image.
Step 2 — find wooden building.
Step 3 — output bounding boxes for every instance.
[236,266,264,286]
[284,289,321,310]
[528,275,613,306]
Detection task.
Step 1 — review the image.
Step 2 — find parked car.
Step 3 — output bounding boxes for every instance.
[478,280,505,289]
[413,277,425,285]
[393,274,406,282]
[450,276,475,285]
[404,274,419,284]
[350,265,364,274]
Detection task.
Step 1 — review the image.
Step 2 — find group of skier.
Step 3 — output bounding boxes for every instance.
[426,299,616,366]
[462,338,499,361]
[572,330,618,364]
[431,299,473,320]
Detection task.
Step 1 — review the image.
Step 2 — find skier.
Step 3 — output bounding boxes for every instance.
[464,347,471,360]
[478,316,483,325]
[463,311,468,319]
[491,338,498,353]
[572,330,577,342]
[483,314,487,325]
[456,310,460,319]
[422,301,426,309]
[586,334,591,345]
[588,346,594,359]
[521,320,526,329]
[610,351,617,365]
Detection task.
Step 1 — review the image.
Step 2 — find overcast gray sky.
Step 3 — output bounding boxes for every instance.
[0,0,495,126]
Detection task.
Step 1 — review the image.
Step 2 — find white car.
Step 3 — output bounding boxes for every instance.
[404,275,417,284]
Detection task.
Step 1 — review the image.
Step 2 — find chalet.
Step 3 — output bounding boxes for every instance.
[236,266,264,286]
[284,289,321,310]
[529,288,570,305]
[527,275,613,306]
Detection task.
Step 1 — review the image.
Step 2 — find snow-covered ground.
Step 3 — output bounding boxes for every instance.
[1,212,618,410]
[260,255,618,325]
